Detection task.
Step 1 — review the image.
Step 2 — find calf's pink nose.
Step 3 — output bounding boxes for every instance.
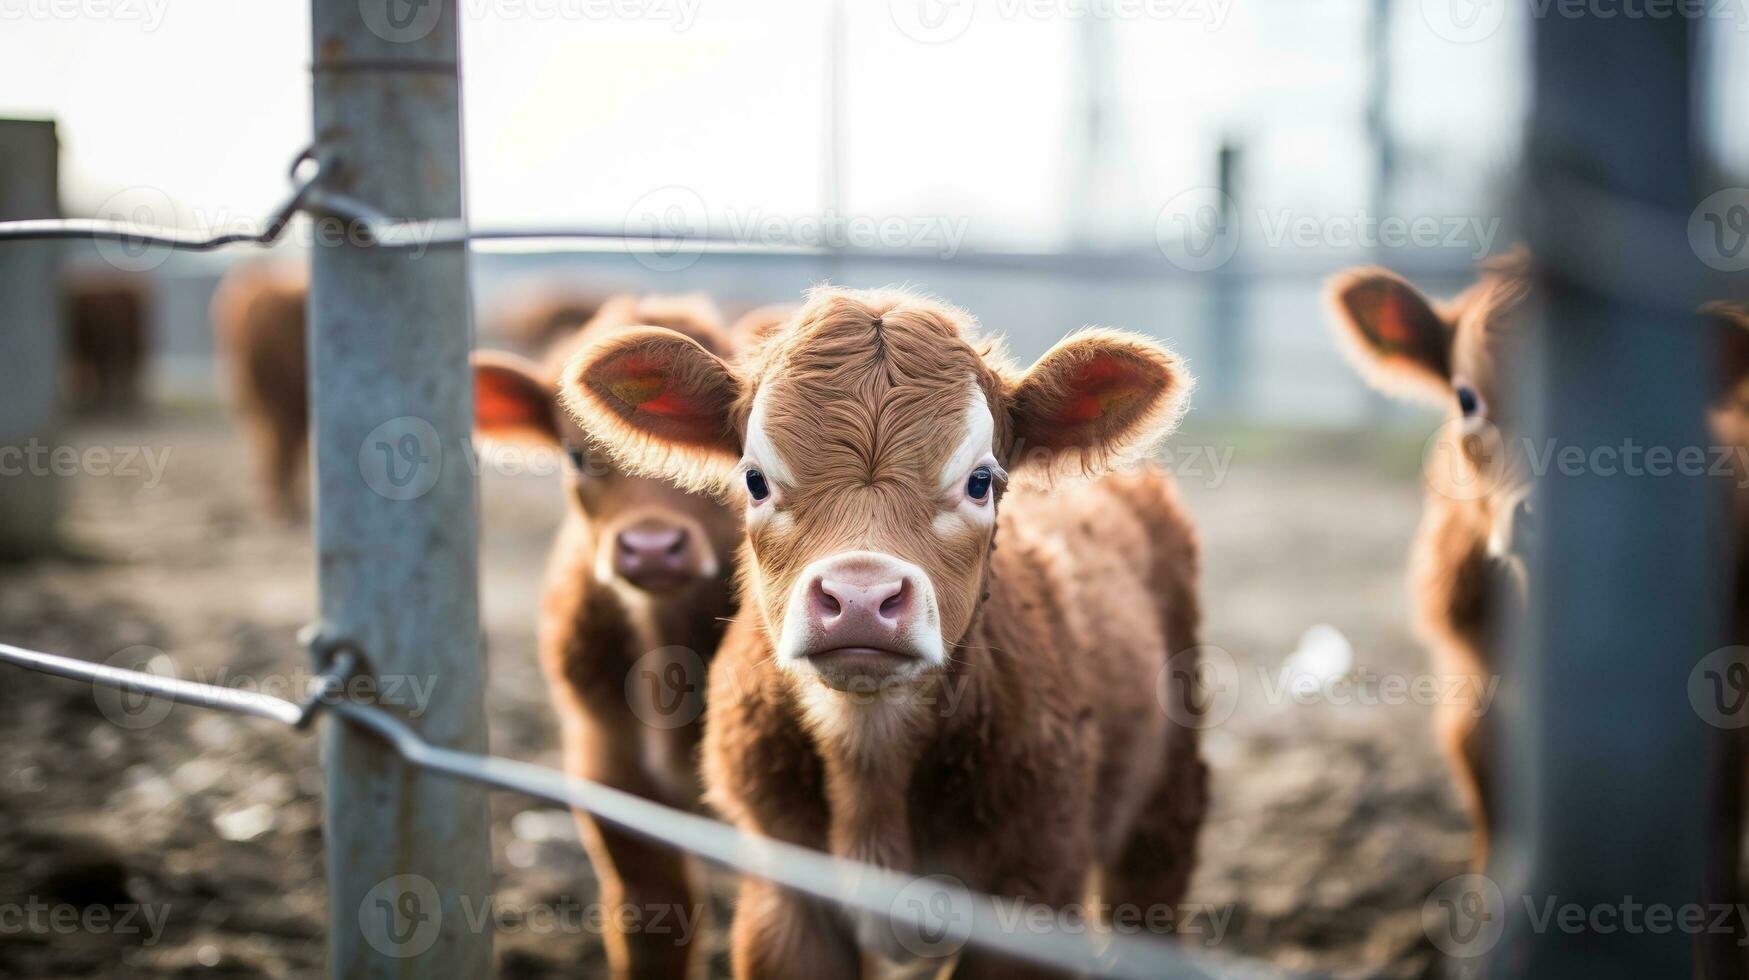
[805,556,919,651]
[614,521,692,588]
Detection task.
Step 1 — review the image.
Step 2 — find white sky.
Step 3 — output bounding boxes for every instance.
[0,0,1739,253]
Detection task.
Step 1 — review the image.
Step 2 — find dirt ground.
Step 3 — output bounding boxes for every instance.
[0,408,1470,979]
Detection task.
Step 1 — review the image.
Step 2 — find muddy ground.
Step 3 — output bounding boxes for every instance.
[0,408,1469,978]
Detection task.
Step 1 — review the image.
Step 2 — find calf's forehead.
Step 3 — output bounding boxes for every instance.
[749,347,995,491]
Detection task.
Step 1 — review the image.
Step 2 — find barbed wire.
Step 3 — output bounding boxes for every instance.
[0,638,1262,980]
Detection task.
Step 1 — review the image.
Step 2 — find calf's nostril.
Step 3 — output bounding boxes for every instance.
[664,528,689,556]
[879,582,908,619]
[812,581,843,619]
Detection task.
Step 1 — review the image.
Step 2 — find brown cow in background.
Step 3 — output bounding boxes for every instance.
[210,262,309,520]
[473,294,742,980]
[1327,253,1749,973]
[65,271,151,413]
[486,283,614,355]
[1327,251,1749,859]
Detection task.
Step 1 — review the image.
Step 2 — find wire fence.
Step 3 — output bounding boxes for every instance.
[0,146,1533,285]
[0,637,1255,979]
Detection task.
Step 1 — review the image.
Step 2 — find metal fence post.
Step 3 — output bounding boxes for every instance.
[0,119,63,560]
[309,2,493,976]
[1496,12,1719,976]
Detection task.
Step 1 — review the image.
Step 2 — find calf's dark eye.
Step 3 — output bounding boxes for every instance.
[966,466,993,501]
[565,444,589,473]
[1456,385,1480,417]
[745,468,771,501]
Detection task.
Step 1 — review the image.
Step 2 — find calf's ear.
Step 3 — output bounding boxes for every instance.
[559,327,743,491]
[472,351,558,445]
[1326,268,1453,403]
[1005,328,1192,478]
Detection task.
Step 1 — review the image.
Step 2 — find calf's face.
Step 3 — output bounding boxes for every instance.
[1329,259,1540,560]
[474,349,737,595]
[1329,256,1749,563]
[559,287,1190,692]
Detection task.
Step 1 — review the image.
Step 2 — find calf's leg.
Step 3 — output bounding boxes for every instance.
[1099,729,1208,935]
[730,878,859,980]
[566,725,704,980]
[1437,694,1493,867]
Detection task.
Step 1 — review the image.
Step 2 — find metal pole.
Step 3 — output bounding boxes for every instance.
[309,2,492,976]
[0,119,63,560]
[1202,141,1243,416]
[1498,14,1718,976]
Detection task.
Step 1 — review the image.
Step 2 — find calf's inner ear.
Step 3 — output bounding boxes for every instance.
[472,351,559,445]
[1005,328,1190,476]
[559,327,743,489]
[1327,269,1453,402]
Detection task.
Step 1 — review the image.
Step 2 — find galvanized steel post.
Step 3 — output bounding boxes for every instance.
[0,119,64,560]
[308,1,493,975]
[1499,12,1720,977]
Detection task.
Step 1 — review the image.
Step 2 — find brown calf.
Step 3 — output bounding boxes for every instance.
[474,294,741,980]
[486,284,612,353]
[1327,252,1749,873]
[560,286,1209,978]
[66,271,151,413]
[210,262,309,520]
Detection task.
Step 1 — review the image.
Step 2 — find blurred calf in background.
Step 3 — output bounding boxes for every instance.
[486,283,612,356]
[65,270,151,414]
[473,294,743,980]
[1326,253,1749,906]
[210,262,308,521]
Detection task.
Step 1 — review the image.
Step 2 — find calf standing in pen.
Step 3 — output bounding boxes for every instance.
[560,286,1209,978]
[66,270,151,414]
[1327,254,1749,968]
[210,262,309,519]
[474,295,742,980]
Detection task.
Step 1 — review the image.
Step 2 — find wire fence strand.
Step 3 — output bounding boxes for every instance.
[0,639,1254,980]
